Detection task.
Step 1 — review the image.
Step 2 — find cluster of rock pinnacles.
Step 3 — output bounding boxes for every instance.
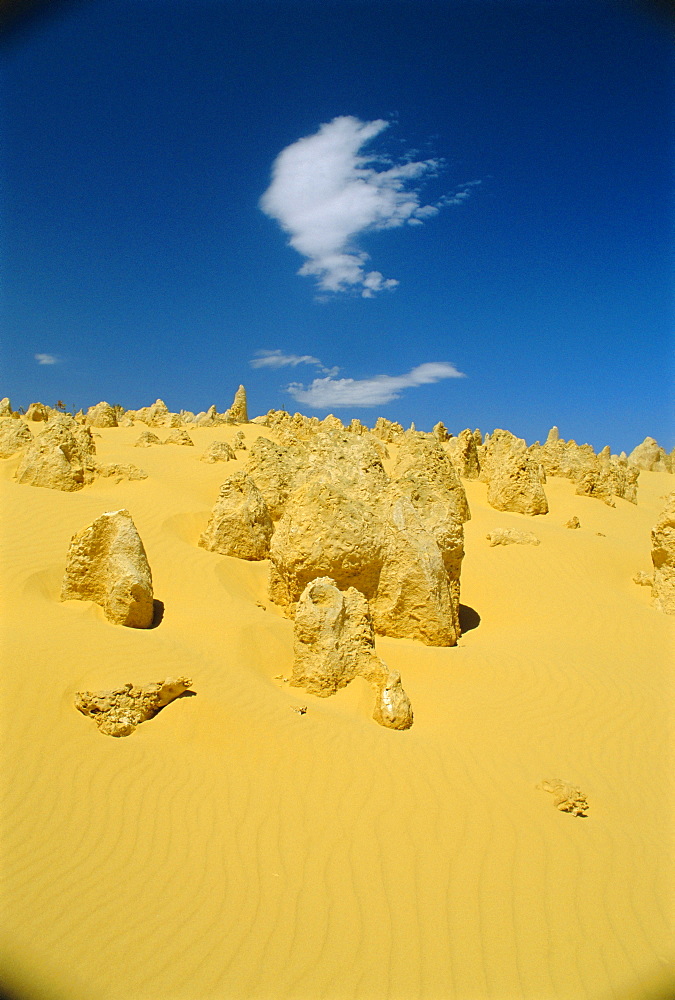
[2,390,673,751]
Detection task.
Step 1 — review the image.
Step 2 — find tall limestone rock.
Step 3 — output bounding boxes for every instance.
[61,509,154,627]
[391,435,470,522]
[228,385,248,423]
[199,472,273,560]
[651,492,675,614]
[15,414,97,491]
[292,577,413,729]
[445,427,481,479]
[487,451,549,515]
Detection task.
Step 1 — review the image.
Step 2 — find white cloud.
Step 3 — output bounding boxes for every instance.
[250,349,323,369]
[260,116,461,296]
[250,349,339,376]
[34,353,58,365]
[287,361,465,409]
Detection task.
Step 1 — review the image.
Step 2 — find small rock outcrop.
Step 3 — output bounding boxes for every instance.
[628,437,672,473]
[564,516,581,529]
[61,509,154,627]
[487,451,549,515]
[15,415,96,491]
[292,577,412,729]
[537,779,589,817]
[233,430,247,451]
[164,428,194,446]
[199,472,273,559]
[84,402,118,428]
[0,397,14,417]
[134,430,162,448]
[0,417,32,458]
[486,528,540,547]
[200,441,236,463]
[96,463,148,482]
[25,402,51,422]
[75,678,192,737]
[651,492,675,614]
[633,570,653,587]
[127,399,181,428]
[227,385,248,423]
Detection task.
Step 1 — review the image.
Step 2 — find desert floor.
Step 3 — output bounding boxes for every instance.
[1,422,673,1000]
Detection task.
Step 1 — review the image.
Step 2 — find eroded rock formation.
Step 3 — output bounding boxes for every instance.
[61,509,154,627]
[486,528,540,547]
[134,430,162,448]
[75,677,192,736]
[478,429,548,515]
[228,385,248,423]
[200,440,236,463]
[292,577,412,729]
[628,437,672,473]
[537,779,589,817]
[164,428,194,446]
[15,414,97,491]
[85,402,118,428]
[199,472,273,559]
[651,492,675,614]
[0,417,32,458]
[445,428,481,479]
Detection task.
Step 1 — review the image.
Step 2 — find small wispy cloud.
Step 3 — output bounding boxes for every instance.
[260,116,476,297]
[34,353,58,365]
[250,349,339,376]
[287,361,465,409]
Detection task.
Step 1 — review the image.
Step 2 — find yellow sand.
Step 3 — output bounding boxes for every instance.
[1,424,673,1000]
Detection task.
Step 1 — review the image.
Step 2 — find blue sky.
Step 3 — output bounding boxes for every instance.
[1,0,672,452]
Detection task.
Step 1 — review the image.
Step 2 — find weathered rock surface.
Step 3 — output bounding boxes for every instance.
[628,436,672,473]
[61,509,154,627]
[445,428,481,479]
[0,397,13,417]
[633,570,653,587]
[25,402,52,422]
[564,516,581,529]
[96,463,148,482]
[127,399,181,428]
[392,435,470,522]
[85,402,118,428]
[15,415,97,491]
[269,480,382,606]
[537,779,589,817]
[529,432,640,504]
[75,677,192,737]
[244,436,300,518]
[486,528,540,547]
[164,428,194,446]
[0,417,32,458]
[487,451,549,515]
[227,385,248,423]
[134,430,162,448]
[574,469,616,506]
[200,440,236,463]
[233,430,247,451]
[292,578,412,729]
[199,472,273,559]
[651,492,675,614]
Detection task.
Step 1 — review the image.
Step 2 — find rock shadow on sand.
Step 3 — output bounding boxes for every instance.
[459,604,480,632]
[149,599,165,628]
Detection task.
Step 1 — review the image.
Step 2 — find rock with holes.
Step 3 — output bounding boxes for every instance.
[537,779,589,817]
[25,402,52,422]
[75,677,192,737]
[651,492,675,614]
[486,448,549,516]
[15,414,97,491]
[61,508,154,627]
[292,577,412,729]
[199,472,273,560]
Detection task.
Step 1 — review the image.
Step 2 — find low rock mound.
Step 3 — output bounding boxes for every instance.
[61,509,154,627]
[537,779,589,817]
[75,677,192,736]
[96,463,148,482]
[651,492,675,614]
[164,428,194,446]
[628,436,672,473]
[486,528,540,547]
[134,430,162,448]
[200,441,236,463]
[292,577,412,730]
[85,402,118,428]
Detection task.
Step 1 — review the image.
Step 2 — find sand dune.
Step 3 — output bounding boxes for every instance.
[1,421,673,1000]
